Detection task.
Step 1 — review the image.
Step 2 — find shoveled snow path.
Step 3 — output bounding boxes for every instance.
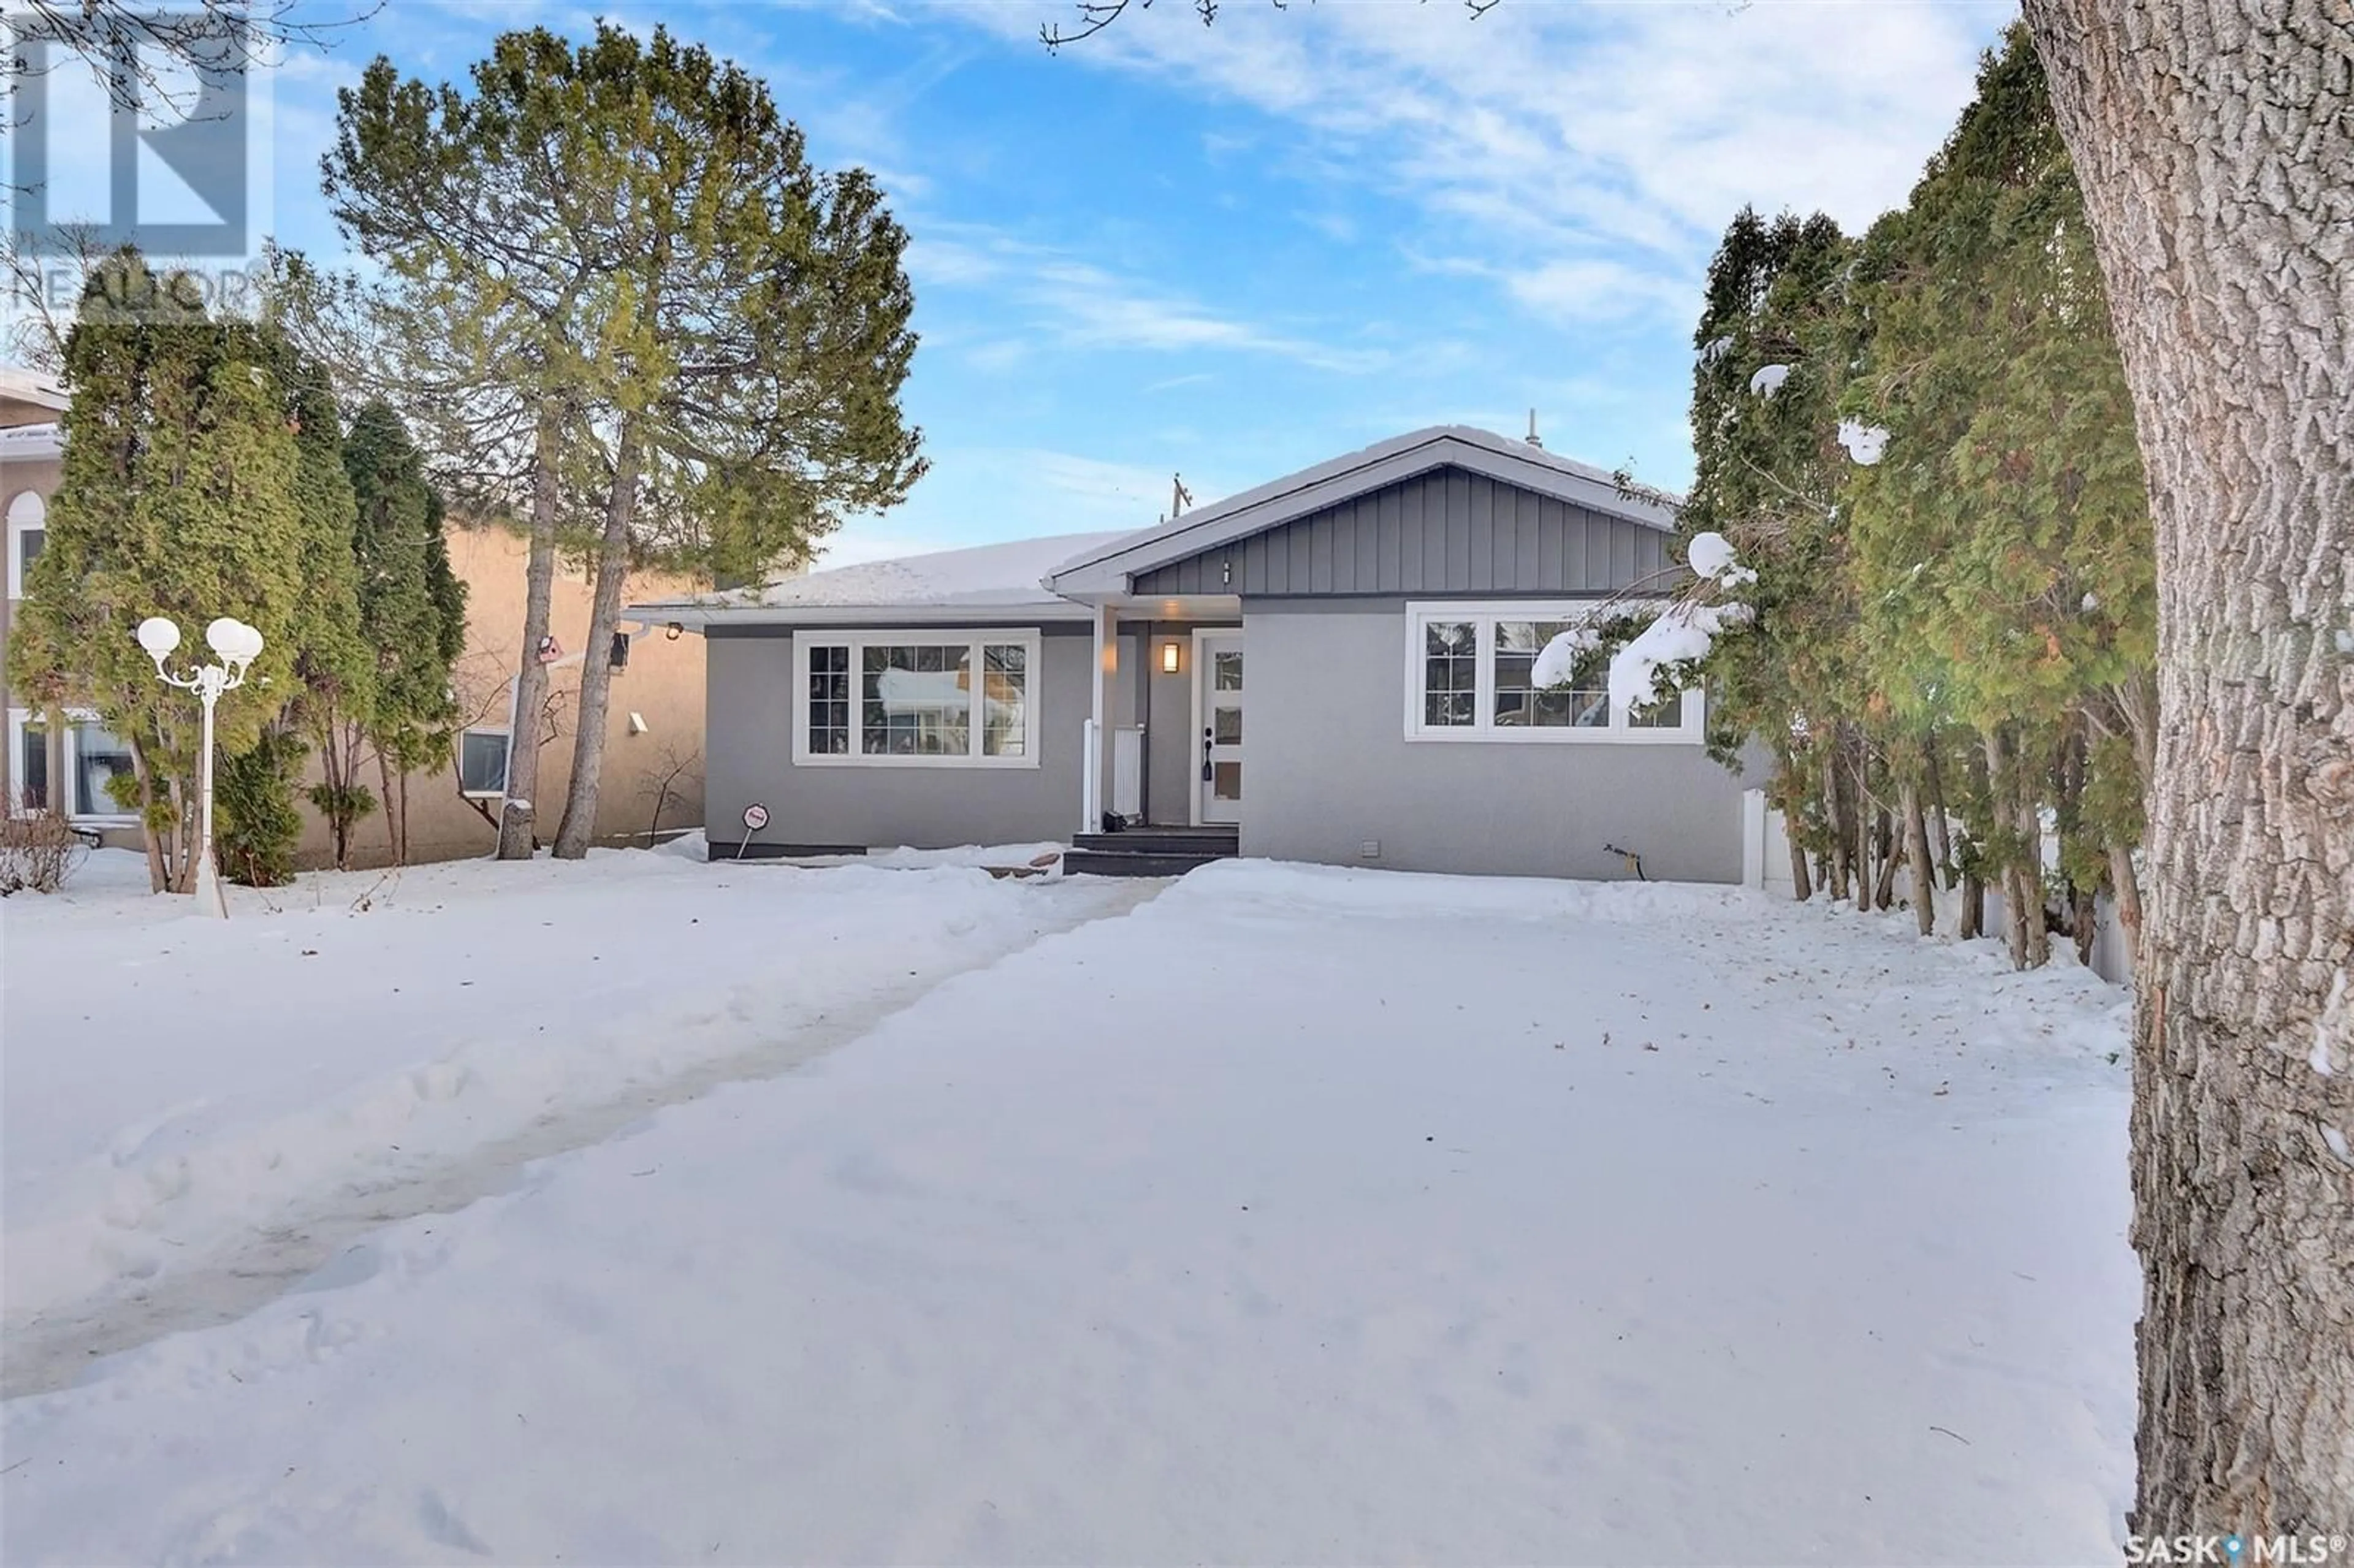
[3,859,1155,1396]
[6,861,2137,1564]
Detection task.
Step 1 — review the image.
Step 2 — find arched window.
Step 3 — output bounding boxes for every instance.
[6,490,45,599]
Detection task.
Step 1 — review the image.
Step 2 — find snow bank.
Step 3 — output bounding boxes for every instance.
[4,856,2135,1565]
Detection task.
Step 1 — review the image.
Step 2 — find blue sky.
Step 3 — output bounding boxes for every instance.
[27,0,2016,565]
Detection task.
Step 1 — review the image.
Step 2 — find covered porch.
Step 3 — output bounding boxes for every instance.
[1073,594,1247,854]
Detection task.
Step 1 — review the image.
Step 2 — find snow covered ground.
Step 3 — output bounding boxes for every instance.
[3,855,2137,1563]
[2,844,1143,1384]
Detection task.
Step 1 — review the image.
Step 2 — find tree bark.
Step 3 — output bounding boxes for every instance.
[128,731,170,894]
[1902,779,1936,937]
[1872,805,1899,911]
[1925,734,1955,886]
[2108,839,2144,961]
[376,743,402,867]
[1786,827,1813,903]
[497,406,565,861]
[2016,735,2051,970]
[1823,760,1852,904]
[1984,728,2030,968]
[2021,0,2354,1531]
[1853,743,1875,915]
[552,415,646,861]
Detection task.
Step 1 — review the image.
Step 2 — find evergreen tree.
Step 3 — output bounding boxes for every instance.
[341,400,468,865]
[1843,25,2155,963]
[257,343,375,879]
[326,24,924,862]
[6,252,307,895]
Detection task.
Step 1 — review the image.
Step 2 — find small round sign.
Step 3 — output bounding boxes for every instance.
[741,803,769,831]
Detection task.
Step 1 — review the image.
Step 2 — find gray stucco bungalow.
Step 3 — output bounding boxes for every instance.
[633,425,1766,882]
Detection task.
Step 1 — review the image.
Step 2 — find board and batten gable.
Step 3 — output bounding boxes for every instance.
[1130,466,1679,599]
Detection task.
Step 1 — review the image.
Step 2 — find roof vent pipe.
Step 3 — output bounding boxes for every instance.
[1526,409,1543,449]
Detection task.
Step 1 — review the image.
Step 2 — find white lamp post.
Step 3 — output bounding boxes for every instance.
[137,614,265,918]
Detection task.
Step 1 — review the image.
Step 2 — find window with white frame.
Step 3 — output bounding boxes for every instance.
[7,490,45,599]
[457,728,511,797]
[64,716,137,820]
[9,708,139,820]
[1404,602,1701,743]
[794,630,1040,767]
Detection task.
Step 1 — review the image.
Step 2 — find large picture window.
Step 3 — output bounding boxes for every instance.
[793,630,1040,768]
[1403,602,1702,744]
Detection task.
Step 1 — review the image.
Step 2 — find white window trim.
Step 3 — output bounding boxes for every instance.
[457,725,511,799]
[7,490,45,600]
[792,628,1043,770]
[1401,599,1705,745]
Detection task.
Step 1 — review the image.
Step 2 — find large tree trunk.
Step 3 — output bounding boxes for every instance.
[2021,0,2354,1532]
[497,407,565,862]
[552,417,646,861]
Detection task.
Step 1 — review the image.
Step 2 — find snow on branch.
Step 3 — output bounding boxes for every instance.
[1837,419,1891,466]
[1529,531,1759,714]
[1748,364,1792,398]
[1607,599,1754,713]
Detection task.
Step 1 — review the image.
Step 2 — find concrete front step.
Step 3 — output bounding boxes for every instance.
[1064,847,1237,878]
[1072,829,1240,857]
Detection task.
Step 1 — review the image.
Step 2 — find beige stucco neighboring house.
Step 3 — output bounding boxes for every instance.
[343,524,711,869]
[2,371,711,870]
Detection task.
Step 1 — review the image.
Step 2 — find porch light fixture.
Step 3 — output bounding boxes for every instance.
[1161,641,1181,674]
[136,614,266,919]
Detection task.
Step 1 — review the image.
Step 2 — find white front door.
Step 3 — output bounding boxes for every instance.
[1195,630,1244,826]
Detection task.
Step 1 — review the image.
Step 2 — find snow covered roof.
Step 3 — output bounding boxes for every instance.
[0,365,68,413]
[0,421,63,462]
[1048,425,1682,601]
[630,530,1128,628]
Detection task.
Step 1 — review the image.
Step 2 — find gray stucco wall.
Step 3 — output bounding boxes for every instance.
[1133,465,1678,599]
[705,626,1090,852]
[1240,602,1761,883]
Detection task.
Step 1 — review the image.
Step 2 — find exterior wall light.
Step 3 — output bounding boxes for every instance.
[1161,641,1181,674]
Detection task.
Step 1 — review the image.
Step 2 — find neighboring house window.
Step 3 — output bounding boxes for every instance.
[1403,602,1702,744]
[7,490,44,598]
[6,709,49,813]
[458,728,511,797]
[67,718,137,820]
[793,630,1040,767]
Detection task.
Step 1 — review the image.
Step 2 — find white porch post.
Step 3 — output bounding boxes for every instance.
[1084,604,1116,833]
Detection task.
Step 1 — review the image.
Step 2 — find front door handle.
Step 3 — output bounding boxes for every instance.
[1202,725,1214,782]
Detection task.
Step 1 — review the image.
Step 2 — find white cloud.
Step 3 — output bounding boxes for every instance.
[947,0,2000,323]
[910,222,1388,373]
